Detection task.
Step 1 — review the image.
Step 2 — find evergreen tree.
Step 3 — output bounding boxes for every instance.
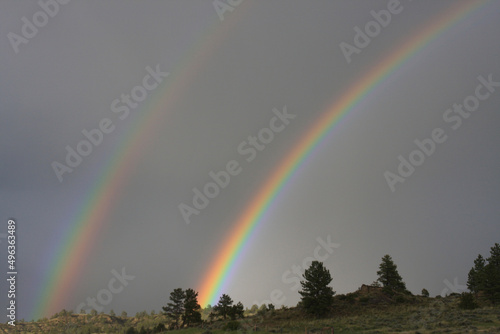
[183,288,202,326]
[212,294,233,320]
[484,243,500,303]
[229,301,245,320]
[421,289,429,297]
[377,255,408,293]
[467,254,486,294]
[298,261,335,317]
[162,288,186,327]
[466,243,500,304]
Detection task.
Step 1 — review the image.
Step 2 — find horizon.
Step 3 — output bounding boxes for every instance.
[0,0,499,322]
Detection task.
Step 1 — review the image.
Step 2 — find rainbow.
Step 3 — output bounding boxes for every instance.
[197,0,488,307]
[31,2,252,320]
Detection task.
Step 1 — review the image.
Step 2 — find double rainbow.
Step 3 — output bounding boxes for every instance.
[32,0,487,319]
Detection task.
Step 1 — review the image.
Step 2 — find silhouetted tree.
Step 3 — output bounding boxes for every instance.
[483,243,500,303]
[377,255,408,293]
[421,289,429,297]
[183,288,202,326]
[212,294,233,320]
[229,301,244,320]
[467,254,486,294]
[163,288,185,327]
[466,243,500,304]
[299,261,335,317]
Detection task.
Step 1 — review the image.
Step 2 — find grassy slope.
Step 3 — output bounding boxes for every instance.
[2,293,500,333]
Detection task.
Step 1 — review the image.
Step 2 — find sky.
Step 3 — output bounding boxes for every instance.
[1,0,500,321]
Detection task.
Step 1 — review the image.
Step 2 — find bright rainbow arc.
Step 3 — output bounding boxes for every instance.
[197,0,488,307]
[32,2,252,320]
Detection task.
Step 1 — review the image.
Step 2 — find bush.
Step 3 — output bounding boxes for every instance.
[340,293,356,303]
[125,327,138,334]
[395,295,406,304]
[153,323,166,333]
[337,294,347,301]
[223,320,241,331]
[359,296,370,304]
[458,292,478,310]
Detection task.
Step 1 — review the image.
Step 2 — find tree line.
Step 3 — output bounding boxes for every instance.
[467,242,500,304]
[160,243,499,326]
[161,253,412,323]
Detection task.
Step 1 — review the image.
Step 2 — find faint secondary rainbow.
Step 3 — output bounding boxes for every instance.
[31,2,252,320]
[198,0,488,307]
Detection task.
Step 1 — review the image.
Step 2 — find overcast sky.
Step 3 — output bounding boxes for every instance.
[1,0,499,321]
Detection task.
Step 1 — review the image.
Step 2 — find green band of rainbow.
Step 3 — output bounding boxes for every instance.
[197,0,487,307]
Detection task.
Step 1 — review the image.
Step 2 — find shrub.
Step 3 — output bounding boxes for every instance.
[395,295,406,304]
[458,292,478,310]
[359,296,370,304]
[223,320,241,331]
[125,327,138,334]
[343,293,356,303]
[153,323,166,333]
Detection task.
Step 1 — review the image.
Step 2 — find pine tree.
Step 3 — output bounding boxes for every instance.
[484,243,500,303]
[229,301,244,320]
[212,294,233,320]
[162,288,186,327]
[377,255,408,293]
[467,254,486,294]
[183,288,202,326]
[466,243,500,304]
[298,261,335,317]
